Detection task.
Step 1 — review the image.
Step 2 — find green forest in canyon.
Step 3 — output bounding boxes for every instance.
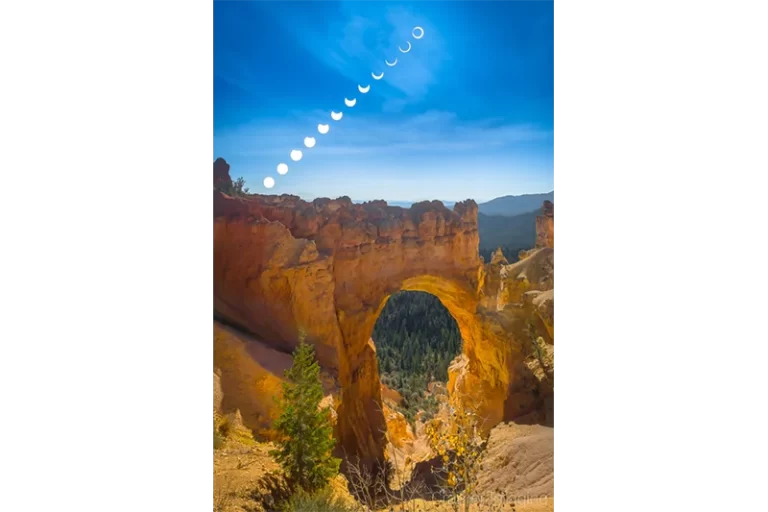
[372,291,463,423]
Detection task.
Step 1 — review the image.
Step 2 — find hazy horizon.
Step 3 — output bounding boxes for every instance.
[234,189,553,206]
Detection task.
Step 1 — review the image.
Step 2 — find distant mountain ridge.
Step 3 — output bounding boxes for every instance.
[478,191,554,217]
[352,192,554,217]
[353,200,456,209]
[478,210,538,256]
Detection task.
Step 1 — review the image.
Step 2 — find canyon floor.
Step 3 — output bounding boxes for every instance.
[214,420,553,512]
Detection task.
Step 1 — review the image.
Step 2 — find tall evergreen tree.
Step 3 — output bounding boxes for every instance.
[270,336,340,492]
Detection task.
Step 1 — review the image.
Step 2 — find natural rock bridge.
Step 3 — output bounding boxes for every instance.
[213,159,554,465]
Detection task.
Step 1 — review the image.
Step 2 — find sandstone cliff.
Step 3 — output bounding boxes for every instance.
[213,159,554,464]
[213,321,338,439]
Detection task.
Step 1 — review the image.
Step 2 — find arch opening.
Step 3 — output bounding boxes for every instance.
[363,286,470,488]
[373,290,463,427]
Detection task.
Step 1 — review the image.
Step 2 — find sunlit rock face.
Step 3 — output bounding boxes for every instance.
[213,321,338,440]
[382,403,415,449]
[213,159,554,464]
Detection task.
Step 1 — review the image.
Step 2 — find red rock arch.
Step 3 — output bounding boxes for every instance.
[213,181,553,465]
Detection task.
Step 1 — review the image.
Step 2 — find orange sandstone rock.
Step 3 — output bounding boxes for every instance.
[383,403,415,449]
[381,382,404,407]
[212,159,554,464]
[213,321,338,439]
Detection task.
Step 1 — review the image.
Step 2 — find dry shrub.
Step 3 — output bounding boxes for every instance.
[248,470,293,511]
[214,473,236,512]
[279,487,351,512]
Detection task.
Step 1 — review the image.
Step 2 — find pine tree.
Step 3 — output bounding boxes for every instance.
[383,356,393,374]
[270,336,341,492]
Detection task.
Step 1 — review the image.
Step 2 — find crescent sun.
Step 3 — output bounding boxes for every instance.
[344,98,357,107]
[385,58,398,67]
[372,71,384,80]
[358,84,370,93]
[331,111,343,121]
[398,41,412,53]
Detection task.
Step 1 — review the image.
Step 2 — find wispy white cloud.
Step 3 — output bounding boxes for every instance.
[276,4,448,110]
[379,6,448,101]
[214,109,552,159]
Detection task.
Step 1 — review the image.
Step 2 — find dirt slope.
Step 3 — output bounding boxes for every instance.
[477,422,554,499]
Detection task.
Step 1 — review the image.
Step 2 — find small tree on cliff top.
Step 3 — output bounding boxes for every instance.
[270,333,340,492]
[216,176,249,196]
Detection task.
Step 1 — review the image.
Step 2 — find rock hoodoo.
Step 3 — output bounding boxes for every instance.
[213,160,554,466]
[535,200,554,249]
[213,157,233,190]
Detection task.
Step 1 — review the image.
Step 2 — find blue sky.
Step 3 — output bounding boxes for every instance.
[214,0,553,203]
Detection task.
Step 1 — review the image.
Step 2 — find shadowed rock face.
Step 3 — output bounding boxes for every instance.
[213,158,232,190]
[213,160,554,465]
